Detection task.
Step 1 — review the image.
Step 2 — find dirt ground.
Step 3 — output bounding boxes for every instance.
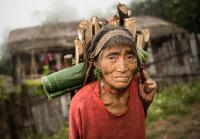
[147,103,200,139]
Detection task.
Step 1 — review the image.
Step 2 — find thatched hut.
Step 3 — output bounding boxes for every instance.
[7,16,192,85]
[7,22,79,83]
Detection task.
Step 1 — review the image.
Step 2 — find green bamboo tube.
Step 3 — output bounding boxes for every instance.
[41,63,85,100]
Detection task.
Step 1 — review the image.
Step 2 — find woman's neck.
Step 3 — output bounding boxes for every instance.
[100,80,129,97]
[99,79,130,116]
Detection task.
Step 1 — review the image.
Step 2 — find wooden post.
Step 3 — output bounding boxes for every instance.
[64,54,75,99]
[63,54,74,112]
[64,54,73,67]
[5,93,19,139]
[31,50,37,78]
[12,55,17,85]
[16,56,21,81]
[55,53,62,70]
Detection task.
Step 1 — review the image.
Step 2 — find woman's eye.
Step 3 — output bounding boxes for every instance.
[108,55,117,61]
[126,55,136,61]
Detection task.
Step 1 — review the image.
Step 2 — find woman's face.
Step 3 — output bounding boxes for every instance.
[96,44,137,90]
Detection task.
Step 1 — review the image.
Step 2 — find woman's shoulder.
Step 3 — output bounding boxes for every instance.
[70,80,99,106]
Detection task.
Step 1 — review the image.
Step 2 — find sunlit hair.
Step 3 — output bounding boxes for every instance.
[83,25,137,84]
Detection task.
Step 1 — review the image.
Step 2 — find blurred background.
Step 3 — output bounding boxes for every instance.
[0,0,200,139]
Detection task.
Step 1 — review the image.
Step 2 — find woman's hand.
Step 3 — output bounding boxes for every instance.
[138,70,157,105]
[139,79,157,104]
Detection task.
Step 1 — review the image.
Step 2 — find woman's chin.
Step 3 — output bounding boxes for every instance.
[111,81,130,90]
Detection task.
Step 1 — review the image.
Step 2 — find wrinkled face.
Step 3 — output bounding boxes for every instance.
[96,44,137,90]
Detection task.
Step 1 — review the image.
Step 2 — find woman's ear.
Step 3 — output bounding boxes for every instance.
[93,60,102,80]
[93,60,100,69]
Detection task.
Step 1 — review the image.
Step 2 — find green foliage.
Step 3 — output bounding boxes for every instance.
[23,79,43,96]
[93,68,102,80]
[130,0,200,33]
[0,77,8,100]
[31,86,44,96]
[43,65,50,75]
[0,51,12,76]
[147,80,200,124]
[137,48,150,64]
[48,126,69,139]
[23,126,69,139]
[23,79,42,87]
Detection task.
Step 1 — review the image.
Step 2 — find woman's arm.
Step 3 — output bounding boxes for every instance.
[136,70,157,115]
[69,103,81,139]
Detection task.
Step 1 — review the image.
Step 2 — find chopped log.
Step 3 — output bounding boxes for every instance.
[142,29,151,51]
[124,17,137,39]
[117,3,132,26]
[74,38,84,65]
[85,21,93,45]
[78,21,87,45]
[91,16,100,35]
[107,15,119,27]
[136,33,144,49]
[142,29,150,42]
[64,54,73,67]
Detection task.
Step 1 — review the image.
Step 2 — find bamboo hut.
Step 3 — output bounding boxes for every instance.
[136,16,194,86]
[7,16,193,86]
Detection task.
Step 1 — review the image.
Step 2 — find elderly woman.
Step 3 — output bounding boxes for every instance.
[69,26,157,139]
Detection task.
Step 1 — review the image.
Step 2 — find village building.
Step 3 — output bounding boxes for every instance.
[7,22,79,84]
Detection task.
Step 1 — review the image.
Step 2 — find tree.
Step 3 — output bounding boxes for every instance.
[130,0,200,58]
[130,0,200,33]
[0,43,12,76]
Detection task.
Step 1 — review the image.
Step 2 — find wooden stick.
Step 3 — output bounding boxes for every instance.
[142,29,150,50]
[142,29,150,42]
[78,21,87,45]
[124,17,137,39]
[74,38,84,65]
[136,33,144,49]
[117,3,132,26]
[91,16,100,35]
[85,21,93,45]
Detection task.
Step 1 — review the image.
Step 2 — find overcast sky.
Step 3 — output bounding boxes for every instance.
[0,0,132,47]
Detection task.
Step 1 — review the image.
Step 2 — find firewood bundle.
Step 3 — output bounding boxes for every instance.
[42,3,151,100]
[74,3,150,65]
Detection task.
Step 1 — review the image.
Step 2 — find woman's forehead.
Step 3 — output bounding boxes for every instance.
[103,44,133,52]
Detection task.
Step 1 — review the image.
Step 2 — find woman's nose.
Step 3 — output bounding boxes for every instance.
[116,58,128,72]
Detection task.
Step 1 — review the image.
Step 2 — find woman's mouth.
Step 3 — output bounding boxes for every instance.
[114,76,129,81]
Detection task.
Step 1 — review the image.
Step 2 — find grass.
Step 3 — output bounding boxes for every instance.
[49,126,69,139]
[146,80,200,139]
[146,80,200,124]
[23,125,69,139]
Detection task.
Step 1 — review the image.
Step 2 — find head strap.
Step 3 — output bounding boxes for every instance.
[90,29,132,59]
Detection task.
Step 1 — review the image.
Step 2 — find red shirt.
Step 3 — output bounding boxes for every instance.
[69,79,146,139]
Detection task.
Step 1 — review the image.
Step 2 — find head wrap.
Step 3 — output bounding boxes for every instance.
[90,29,133,59]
